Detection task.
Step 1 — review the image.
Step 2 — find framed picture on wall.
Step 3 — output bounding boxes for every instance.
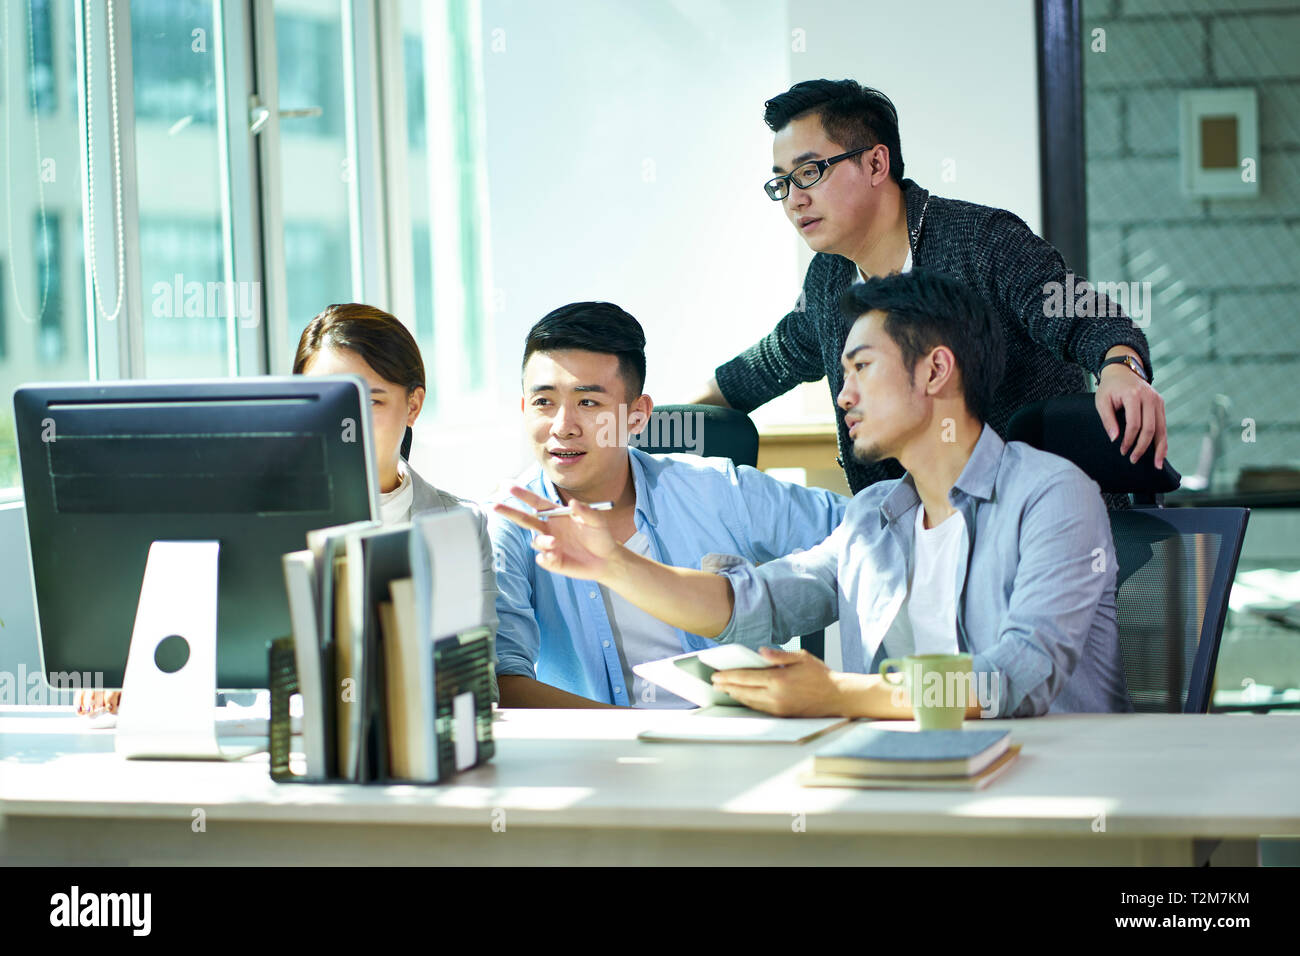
[1180,88,1260,198]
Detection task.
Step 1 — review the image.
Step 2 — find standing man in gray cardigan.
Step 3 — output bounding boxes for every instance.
[693,79,1167,495]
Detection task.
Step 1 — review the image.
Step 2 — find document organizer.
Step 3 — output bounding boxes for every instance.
[269,627,495,785]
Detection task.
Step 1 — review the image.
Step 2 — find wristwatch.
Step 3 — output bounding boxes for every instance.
[1096,354,1148,384]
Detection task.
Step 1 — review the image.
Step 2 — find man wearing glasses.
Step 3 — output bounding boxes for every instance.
[691,79,1167,499]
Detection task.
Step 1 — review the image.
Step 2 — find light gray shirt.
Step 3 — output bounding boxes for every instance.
[708,425,1133,717]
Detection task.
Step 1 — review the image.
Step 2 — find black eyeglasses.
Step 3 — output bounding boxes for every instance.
[763,146,870,201]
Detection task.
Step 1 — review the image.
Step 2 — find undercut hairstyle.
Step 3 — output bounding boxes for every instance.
[522,301,648,398]
[764,79,904,185]
[293,303,425,459]
[841,271,1005,423]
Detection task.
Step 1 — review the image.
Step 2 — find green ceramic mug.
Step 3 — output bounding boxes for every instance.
[878,653,975,730]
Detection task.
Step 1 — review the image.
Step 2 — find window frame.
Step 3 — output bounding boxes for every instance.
[65,0,491,389]
[1036,0,1088,276]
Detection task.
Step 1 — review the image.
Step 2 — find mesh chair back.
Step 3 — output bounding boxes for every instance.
[635,404,759,467]
[1008,395,1246,712]
[1111,507,1248,713]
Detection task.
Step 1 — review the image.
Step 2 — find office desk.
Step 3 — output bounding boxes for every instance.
[2,708,1298,866]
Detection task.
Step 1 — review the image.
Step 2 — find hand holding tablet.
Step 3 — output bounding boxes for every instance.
[634,645,780,709]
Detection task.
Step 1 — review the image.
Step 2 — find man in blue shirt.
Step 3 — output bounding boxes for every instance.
[489,302,847,708]
[495,274,1132,718]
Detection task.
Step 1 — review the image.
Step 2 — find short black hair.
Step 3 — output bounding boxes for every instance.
[764,79,904,186]
[840,271,1004,423]
[523,301,648,398]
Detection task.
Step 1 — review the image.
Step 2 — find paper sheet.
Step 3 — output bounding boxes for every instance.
[414,509,484,637]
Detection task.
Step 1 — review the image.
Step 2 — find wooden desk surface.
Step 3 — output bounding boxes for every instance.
[2,709,1298,865]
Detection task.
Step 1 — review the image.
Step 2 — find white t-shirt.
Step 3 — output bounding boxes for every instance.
[883,505,966,658]
[853,246,912,284]
[378,460,414,526]
[600,531,695,709]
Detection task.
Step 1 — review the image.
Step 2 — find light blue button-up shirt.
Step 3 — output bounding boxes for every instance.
[488,448,848,706]
[711,425,1133,716]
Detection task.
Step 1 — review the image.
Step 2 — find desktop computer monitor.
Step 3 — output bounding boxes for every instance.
[13,376,379,692]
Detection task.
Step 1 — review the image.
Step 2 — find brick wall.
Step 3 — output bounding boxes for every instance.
[1083,0,1300,496]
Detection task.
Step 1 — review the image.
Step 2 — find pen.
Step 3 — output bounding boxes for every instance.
[536,501,614,519]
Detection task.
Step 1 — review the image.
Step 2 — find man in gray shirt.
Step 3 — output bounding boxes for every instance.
[495,271,1132,719]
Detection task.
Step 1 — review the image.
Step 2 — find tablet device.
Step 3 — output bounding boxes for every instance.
[633,645,776,709]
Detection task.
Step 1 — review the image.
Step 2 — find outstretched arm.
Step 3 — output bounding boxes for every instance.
[492,486,736,639]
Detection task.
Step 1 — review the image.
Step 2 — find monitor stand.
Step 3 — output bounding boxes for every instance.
[115,541,260,761]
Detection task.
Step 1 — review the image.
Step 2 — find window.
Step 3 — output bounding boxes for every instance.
[29,0,56,115]
[283,220,350,348]
[140,218,226,370]
[1081,0,1300,708]
[0,0,88,497]
[0,264,7,361]
[34,212,62,363]
[275,0,356,353]
[397,0,492,415]
[1,0,505,495]
[130,0,229,379]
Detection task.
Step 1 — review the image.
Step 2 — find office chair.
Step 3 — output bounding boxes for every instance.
[1008,395,1249,713]
[636,404,760,469]
[636,403,827,660]
[1003,392,1181,506]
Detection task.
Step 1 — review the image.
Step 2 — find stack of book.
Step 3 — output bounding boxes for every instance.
[799,726,1020,790]
[270,508,495,785]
